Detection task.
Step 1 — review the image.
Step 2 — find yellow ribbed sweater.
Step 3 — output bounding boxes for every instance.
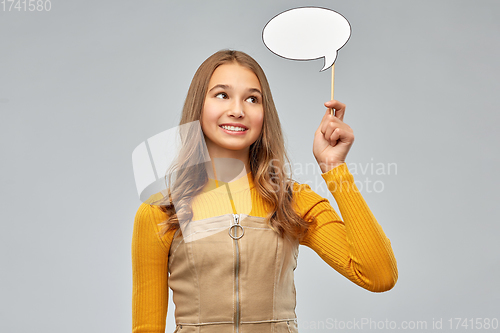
[132,163,398,333]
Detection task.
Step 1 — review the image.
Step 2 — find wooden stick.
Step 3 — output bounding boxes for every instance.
[330,64,335,116]
[331,63,335,100]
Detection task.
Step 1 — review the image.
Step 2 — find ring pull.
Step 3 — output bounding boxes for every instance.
[228,224,244,239]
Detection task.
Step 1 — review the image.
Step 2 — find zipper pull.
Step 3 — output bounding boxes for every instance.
[229,214,244,239]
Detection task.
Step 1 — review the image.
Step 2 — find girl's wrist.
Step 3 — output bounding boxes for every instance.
[317,160,344,174]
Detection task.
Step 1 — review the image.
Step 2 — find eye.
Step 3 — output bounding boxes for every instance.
[246,96,259,103]
[215,92,228,99]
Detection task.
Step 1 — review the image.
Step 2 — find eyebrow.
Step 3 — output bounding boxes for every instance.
[208,84,263,97]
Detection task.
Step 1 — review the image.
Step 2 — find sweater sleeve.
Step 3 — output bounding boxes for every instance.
[132,203,175,333]
[297,163,398,292]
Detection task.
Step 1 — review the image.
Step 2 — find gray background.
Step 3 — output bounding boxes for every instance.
[1,0,499,332]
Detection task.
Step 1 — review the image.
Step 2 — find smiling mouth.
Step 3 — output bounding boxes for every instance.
[219,125,248,132]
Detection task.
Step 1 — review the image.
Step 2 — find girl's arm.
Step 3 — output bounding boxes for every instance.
[297,164,398,292]
[298,100,397,292]
[132,203,174,333]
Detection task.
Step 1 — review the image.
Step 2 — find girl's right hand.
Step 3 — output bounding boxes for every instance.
[313,100,355,173]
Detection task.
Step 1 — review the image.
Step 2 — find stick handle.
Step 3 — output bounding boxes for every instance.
[331,63,335,100]
[330,64,335,115]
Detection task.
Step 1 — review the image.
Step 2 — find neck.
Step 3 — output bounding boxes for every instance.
[205,157,249,182]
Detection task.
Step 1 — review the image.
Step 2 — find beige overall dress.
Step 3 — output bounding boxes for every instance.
[168,213,300,333]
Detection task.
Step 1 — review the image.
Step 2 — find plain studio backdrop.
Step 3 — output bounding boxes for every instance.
[1,1,499,332]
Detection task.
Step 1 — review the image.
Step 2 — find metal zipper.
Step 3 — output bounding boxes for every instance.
[230,213,242,333]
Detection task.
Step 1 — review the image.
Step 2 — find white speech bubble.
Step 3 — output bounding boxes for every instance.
[263,7,351,71]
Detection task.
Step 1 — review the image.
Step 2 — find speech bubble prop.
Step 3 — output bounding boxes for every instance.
[262,7,351,71]
[132,121,252,243]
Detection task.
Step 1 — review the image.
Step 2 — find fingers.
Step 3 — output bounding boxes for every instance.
[323,121,337,143]
[315,100,351,143]
[320,110,349,135]
[318,123,349,147]
[327,127,341,147]
[324,100,346,121]
[318,108,353,144]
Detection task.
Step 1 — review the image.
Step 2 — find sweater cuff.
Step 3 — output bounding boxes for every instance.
[320,163,360,199]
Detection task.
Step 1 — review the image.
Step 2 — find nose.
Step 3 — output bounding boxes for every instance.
[227,100,244,118]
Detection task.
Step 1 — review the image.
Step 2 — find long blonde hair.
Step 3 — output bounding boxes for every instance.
[156,50,310,239]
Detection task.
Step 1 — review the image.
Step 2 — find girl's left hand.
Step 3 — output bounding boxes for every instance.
[313,100,355,173]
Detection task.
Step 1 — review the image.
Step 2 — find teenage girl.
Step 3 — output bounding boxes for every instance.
[132,50,397,333]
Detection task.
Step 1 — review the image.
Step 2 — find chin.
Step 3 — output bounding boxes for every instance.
[215,141,251,152]
[223,145,249,152]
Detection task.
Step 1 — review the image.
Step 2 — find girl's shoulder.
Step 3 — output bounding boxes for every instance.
[134,197,175,252]
[135,192,171,225]
[290,180,331,216]
[142,189,169,206]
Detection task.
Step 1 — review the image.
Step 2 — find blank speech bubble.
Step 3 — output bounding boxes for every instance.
[263,7,351,71]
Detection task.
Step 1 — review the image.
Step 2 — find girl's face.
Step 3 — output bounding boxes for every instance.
[201,63,264,159]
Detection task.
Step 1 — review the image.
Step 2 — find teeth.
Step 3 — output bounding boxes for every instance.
[221,125,246,132]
